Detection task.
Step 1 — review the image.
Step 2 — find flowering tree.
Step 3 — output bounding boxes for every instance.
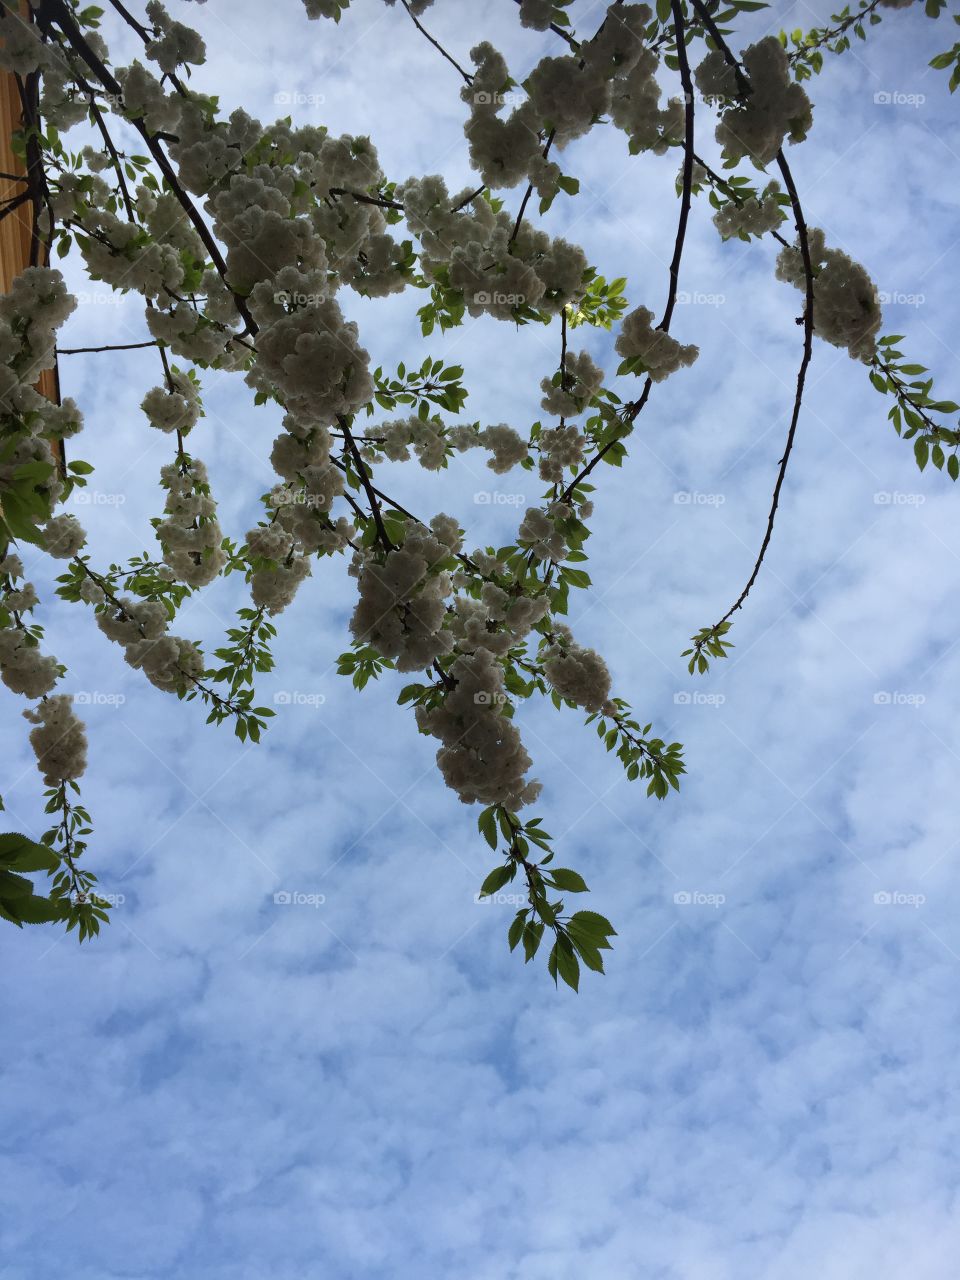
[0,0,956,988]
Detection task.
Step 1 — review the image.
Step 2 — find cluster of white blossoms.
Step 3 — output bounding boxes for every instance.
[696,37,813,169]
[144,0,207,73]
[416,647,542,810]
[446,580,550,660]
[365,415,448,470]
[247,547,312,614]
[0,556,60,700]
[0,267,85,549]
[540,350,604,418]
[94,595,204,693]
[42,514,87,559]
[141,379,201,434]
[0,545,87,785]
[477,423,528,474]
[462,6,684,195]
[615,305,699,382]
[607,47,685,156]
[518,505,570,562]
[537,426,586,483]
[451,223,588,322]
[348,517,460,672]
[713,180,787,241]
[776,228,882,361]
[23,695,88,786]
[155,460,227,588]
[542,627,614,715]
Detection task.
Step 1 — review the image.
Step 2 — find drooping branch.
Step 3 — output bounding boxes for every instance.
[399,0,473,83]
[561,0,698,500]
[688,0,816,637]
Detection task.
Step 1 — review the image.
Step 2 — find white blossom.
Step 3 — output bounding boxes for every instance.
[542,635,612,713]
[415,647,541,810]
[696,37,813,169]
[776,227,882,361]
[42,515,86,559]
[23,695,88,785]
[615,305,698,381]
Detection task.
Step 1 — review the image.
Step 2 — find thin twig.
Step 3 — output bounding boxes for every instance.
[57,340,160,355]
[400,0,473,83]
[689,0,816,631]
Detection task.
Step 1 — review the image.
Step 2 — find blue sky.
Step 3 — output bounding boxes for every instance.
[4,1,960,1276]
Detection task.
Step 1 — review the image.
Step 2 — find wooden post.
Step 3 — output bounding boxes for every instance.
[1,0,60,412]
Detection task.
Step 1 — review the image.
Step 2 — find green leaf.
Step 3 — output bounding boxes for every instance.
[479,863,512,897]
[0,833,59,873]
[0,868,35,898]
[554,937,581,992]
[549,867,589,893]
[568,910,617,944]
[477,806,498,850]
[507,912,526,952]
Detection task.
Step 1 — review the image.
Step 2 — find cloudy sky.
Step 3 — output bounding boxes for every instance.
[4,1,960,1276]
